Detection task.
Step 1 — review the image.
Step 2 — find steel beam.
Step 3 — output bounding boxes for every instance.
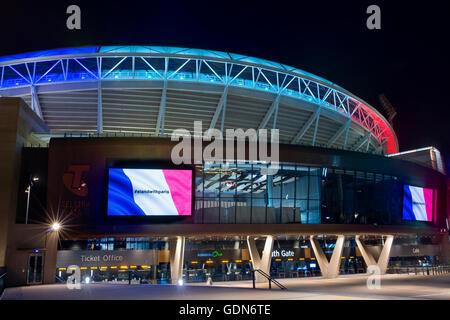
[258,94,280,130]
[311,108,321,146]
[97,80,103,133]
[326,119,351,148]
[97,57,103,133]
[156,58,168,136]
[291,107,320,144]
[31,85,43,119]
[354,133,370,152]
[209,86,229,130]
[343,121,351,150]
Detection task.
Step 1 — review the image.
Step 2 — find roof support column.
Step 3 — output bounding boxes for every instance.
[97,80,103,134]
[327,119,351,148]
[97,57,103,134]
[258,95,280,130]
[156,57,168,136]
[311,107,321,146]
[310,235,345,278]
[343,121,351,149]
[30,85,43,119]
[209,85,229,130]
[220,89,227,133]
[354,133,370,151]
[291,107,320,144]
[169,236,185,284]
[355,235,394,274]
[247,235,274,283]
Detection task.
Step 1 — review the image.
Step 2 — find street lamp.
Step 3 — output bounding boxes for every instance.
[25,175,39,224]
[51,222,61,231]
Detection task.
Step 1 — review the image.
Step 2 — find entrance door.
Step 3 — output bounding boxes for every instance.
[27,254,43,284]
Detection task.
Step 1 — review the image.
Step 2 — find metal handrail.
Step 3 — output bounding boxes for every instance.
[0,272,6,297]
[251,269,287,290]
[386,265,450,276]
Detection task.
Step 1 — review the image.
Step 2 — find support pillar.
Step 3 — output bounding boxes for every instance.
[355,235,394,274]
[169,236,185,284]
[97,80,103,133]
[440,233,450,264]
[309,235,345,278]
[247,235,274,283]
[43,230,58,284]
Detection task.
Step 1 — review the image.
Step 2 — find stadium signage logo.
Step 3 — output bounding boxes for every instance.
[197,250,223,258]
[80,254,123,263]
[271,249,295,258]
[62,165,90,197]
[171,121,279,174]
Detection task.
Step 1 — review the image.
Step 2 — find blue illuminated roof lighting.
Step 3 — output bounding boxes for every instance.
[0,45,398,154]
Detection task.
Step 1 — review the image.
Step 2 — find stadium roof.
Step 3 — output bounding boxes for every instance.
[0,46,398,154]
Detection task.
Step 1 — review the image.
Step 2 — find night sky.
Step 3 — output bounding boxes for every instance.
[1,0,449,172]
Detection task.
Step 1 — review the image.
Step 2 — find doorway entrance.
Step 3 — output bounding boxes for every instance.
[27,254,43,284]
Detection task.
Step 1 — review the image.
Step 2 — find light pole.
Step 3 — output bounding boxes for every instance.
[25,175,39,224]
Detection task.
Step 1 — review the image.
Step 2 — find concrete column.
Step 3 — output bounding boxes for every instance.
[309,236,329,277]
[309,235,345,278]
[169,236,185,284]
[377,235,394,274]
[440,234,450,264]
[43,230,58,284]
[354,235,377,266]
[247,235,274,282]
[0,98,48,270]
[355,235,394,274]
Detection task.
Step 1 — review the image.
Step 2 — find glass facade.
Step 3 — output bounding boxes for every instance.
[193,162,408,225]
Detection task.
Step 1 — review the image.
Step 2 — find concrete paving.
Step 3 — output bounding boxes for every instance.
[2,273,450,300]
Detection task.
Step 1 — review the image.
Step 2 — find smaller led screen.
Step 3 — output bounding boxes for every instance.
[402,185,433,222]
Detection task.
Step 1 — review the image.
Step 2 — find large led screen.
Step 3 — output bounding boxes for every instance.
[402,185,433,222]
[107,168,192,216]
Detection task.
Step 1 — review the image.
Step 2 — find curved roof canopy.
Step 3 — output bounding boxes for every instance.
[0,46,398,154]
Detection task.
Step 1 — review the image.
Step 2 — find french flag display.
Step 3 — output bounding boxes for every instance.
[107,168,192,216]
[402,185,433,222]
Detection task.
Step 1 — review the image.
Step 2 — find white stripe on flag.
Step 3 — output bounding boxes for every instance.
[123,169,179,216]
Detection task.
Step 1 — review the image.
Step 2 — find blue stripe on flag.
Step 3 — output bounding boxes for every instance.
[107,168,146,216]
[402,185,416,220]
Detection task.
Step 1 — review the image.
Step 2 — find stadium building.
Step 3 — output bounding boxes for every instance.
[0,46,448,287]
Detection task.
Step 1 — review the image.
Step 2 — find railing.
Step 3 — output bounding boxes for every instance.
[387,265,450,276]
[0,269,6,298]
[55,275,66,283]
[251,269,287,290]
